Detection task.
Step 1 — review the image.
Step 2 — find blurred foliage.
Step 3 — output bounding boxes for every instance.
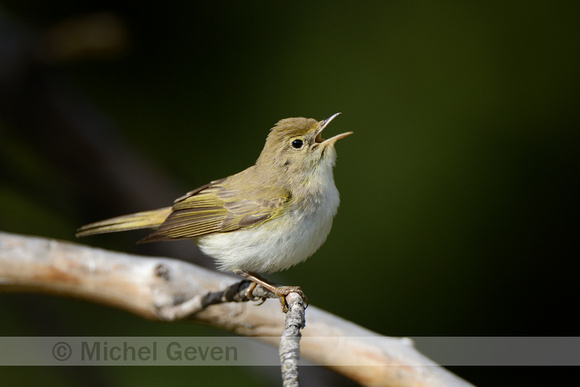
[1,1,579,386]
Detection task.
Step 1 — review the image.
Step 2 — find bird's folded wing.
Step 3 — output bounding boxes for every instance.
[140,181,291,242]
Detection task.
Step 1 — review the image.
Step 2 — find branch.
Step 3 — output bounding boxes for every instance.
[280,293,306,387]
[0,231,472,387]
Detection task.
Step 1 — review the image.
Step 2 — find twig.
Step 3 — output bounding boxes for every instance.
[280,293,306,387]
[159,279,277,320]
[0,231,473,387]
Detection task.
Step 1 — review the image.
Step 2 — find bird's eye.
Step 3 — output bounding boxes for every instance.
[291,139,304,149]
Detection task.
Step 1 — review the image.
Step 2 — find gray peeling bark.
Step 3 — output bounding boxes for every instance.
[0,231,473,387]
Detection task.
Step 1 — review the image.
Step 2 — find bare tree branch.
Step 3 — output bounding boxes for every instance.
[280,292,306,387]
[0,231,473,387]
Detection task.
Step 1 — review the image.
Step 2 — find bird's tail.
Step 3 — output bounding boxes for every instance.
[76,207,172,238]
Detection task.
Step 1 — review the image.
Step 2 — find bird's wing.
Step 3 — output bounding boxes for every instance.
[140,179,291,242]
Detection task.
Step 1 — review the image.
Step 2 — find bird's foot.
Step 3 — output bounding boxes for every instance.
[235,270,308,313]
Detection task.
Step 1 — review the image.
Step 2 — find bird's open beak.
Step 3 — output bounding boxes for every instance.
[315,112,353,145]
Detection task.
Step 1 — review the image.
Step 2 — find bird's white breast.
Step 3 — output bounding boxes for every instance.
[197,163,341,274]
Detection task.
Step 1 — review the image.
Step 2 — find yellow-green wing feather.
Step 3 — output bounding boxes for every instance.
[140,180,291,242]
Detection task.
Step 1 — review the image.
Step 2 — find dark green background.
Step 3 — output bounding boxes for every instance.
[1,1,578,386]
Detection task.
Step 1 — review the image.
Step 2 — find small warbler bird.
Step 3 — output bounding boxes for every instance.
[77,113,352,309]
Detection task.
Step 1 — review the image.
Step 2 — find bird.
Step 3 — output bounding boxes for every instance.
[77,113,352,310]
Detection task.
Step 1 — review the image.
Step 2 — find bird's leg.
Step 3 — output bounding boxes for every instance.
[234,270,308,312]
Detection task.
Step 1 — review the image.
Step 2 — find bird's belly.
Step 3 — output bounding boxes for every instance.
[197,205,336,274]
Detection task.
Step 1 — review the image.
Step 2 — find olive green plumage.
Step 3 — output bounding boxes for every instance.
[77,114,351,275]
